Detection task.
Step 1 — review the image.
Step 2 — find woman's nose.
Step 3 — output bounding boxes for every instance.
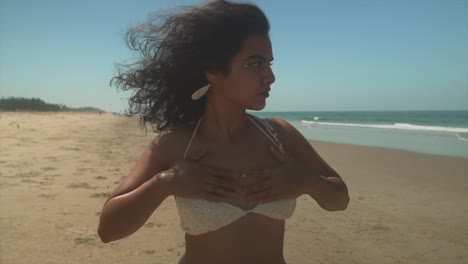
[263,66,275,85]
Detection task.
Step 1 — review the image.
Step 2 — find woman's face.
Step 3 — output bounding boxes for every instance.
[212,34,276,110]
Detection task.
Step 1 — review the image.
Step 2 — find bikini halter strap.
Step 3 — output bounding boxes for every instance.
[184,116,203,160]
[183,114,284,160]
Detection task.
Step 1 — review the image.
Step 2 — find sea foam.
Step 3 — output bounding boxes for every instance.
[301,120,468,133]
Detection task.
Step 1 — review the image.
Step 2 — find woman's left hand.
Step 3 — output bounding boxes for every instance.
[243,144,323,204]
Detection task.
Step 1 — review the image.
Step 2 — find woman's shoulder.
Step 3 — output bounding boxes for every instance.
[247,115,298,143]
[261,117,293,135]
[152,123,193,140]
[149,123,198,166]
[261,117,301,154]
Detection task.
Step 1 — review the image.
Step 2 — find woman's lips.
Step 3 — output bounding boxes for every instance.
[259,90,270,97]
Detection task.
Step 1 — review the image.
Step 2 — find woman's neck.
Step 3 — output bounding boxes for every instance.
[201,95,250,143]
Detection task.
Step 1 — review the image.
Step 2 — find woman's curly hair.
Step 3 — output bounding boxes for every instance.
[110,0,270,132]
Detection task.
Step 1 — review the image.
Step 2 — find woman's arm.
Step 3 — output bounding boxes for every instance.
[269,118,350,211]
[97,132,175,243]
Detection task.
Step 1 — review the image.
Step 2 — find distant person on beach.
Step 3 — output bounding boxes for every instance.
[97,1,349,263]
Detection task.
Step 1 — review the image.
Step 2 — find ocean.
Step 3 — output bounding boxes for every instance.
[250,110,468,158]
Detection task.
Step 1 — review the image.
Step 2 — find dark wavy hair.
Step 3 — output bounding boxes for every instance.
[110,0,270,132]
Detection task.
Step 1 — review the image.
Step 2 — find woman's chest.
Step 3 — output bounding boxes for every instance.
[195,131,279,173]
[189,131,281,209]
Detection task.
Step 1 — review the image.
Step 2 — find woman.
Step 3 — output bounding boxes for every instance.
[97,1,349,263]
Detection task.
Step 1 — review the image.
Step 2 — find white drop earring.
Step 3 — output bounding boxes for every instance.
[191,84,210,100]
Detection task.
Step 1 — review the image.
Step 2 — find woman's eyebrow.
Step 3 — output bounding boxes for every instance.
[246,54,274,61]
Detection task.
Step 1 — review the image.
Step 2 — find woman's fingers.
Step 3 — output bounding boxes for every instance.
[206,166,241,181]
[247,187,273,202]
[205,166,244,192]
[246,168,271,179]
[204,175,242,193]
[246,172,271,189]
[212,185,239,197]
[200,182,239,200]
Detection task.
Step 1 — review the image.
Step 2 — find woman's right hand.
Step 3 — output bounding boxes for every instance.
[164,149,243,202]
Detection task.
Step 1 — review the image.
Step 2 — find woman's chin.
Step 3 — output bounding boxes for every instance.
[248,102,266,111]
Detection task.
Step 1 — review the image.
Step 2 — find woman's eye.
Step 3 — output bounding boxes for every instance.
[246,61,272,69]
[251,62,263,68]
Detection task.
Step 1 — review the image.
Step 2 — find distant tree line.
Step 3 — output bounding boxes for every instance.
[0,97,101,112]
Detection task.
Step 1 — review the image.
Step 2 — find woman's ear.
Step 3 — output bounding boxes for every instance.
[204,69,220,84]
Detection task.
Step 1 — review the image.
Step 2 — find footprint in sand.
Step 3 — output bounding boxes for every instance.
[8,121,20,128]
[67,182,98,189]
[0,182,20,188]
[43,176,56,181]
[11,170,42,179]
[21,178,37,184]
[142,250,157,255]
[144,222,166,228]
[42,166,57,172]
[59,146,83,151]
[59,225,99,246]
[90,192,111,199]
[38,193,58,199]
[73,235,98,246]
[144,222,155,228]
[355,222,391,236]
[113,176,127,185]
[77,167,97,173]
[370,224,391,231]
[5,163,21,168]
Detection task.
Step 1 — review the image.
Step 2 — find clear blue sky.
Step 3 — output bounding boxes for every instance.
[1,0,467,112]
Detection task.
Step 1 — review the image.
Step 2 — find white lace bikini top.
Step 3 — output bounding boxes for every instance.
[174,114,297,235]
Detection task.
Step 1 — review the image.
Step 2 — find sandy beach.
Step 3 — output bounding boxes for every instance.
[1,111,467,264]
